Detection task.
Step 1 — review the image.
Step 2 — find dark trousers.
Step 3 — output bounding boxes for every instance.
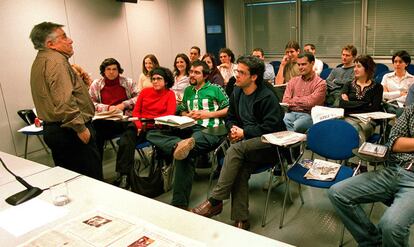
[146,125,222,207]
[115,124,146,174]
[93,120,128,160]
[43,122,103,180]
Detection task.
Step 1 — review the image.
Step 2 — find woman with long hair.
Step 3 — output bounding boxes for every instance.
[138,54,160,91]
[202,53,224,86]
[171,53,190,102]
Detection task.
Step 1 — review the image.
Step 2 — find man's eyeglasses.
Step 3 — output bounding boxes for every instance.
[235,70,250,76]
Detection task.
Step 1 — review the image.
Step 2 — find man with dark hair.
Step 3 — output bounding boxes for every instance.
[329,105,414,247]
[282,53,326,133]
[29,21,102,179]
[191,56,286,230]
[326,44,357,106]
[146,60,229,209]
[189,46,201,62]
[275,40,301,85]
[89,58,139,166]
[252,48,275,82]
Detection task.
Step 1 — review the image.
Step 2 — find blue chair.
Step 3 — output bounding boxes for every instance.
[407,64,414,75]
[279,119,360,244]
[322,62,329,70]
[320,68,332,80]
[17,109,49,159]
[374,70,390,84]
[374,63,390,78]
[270,60,281,73]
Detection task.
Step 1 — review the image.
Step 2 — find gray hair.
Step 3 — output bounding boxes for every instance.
[29,22,63,50]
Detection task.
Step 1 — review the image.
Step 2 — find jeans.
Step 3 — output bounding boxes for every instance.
[283,112,313,133]
[328,165,414,247]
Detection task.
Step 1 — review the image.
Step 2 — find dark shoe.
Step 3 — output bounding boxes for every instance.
[191,200,223,218]
[234,220,250,230]
[173,137,195,160]
[118,175,130,190]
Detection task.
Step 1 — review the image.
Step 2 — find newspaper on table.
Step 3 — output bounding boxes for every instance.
[20,210,204,247]
[311,106,344,124]
[358,142,388,158]
[349,112,396,124]
[154,115,196,129]
[304,159,341,181]
[93,108,127,121]
[261,131,306,146]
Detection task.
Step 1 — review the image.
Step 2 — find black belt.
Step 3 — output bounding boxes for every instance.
[43,121,62,126]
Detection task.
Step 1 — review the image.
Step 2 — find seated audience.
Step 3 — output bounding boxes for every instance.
[189,46,201,62]
[304,43,324,75]
[326,44,357,106]
[329,105,414,247]
[382,50,414,107]
[115,67,176,189]
[339,55,383,141]
[89,58,139,160]
[218,47,237,86]
[251,47,275,83]
[191,56,286,230]
[138,54,159,91]
[275,40,300,85]
[146,60,229,209]
[202,53,225,86]
[171,53,190,103]
[283,53,326,133]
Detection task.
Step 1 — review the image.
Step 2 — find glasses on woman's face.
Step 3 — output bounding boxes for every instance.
[151,76,164,82]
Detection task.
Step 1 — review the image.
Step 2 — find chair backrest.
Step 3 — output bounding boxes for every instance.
[374,63,390,77]
[407,64,414,75]
[322,62,329,70]
[307,119,359,160]
[270,60,281,73]
[17,109,36,125]
[320,68,332,80]
[375,70,390,84]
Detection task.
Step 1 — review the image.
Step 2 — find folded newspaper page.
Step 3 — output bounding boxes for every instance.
[261,131,306,146]
[93,108,126,121]
[358,142,388,158]
[349,112,396,124]
[304,159,341,181]
[155,115,196,129]
[311,106,344,124]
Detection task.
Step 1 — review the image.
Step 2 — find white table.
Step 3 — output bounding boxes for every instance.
[0,163,293,246]
[0,151,51,186]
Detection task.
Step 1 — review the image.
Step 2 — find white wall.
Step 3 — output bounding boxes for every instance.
[224,0,245,58]
[0,0,206,156]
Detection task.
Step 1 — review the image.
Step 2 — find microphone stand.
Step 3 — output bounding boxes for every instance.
[1,158,43,205]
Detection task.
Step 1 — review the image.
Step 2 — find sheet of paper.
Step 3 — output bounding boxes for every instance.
[0,199,68,236]
[18,124,43,133]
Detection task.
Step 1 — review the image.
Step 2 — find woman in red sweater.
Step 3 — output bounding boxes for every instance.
[115,67,176,189]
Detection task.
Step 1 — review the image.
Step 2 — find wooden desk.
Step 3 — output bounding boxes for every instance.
[0,151,51,186]
[0,162,293,246]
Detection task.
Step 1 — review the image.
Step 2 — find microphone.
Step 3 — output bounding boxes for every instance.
[1,157,43,205]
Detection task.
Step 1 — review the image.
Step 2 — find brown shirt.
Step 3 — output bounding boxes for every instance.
[283,62,300,83]
[30,49,94,133]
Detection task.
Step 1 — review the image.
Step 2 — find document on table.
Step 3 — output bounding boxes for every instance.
[0,199,68,236]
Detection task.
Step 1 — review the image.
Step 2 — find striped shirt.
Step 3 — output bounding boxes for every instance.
[177,82,229,127]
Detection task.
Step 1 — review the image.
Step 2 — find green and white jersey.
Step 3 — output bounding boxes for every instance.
[177,82,229,128]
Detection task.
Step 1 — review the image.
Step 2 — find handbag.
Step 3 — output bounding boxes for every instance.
[129,158,164,198]
[161,163,174,192]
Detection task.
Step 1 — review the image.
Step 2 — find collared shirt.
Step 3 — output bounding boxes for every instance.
[264,63,275,81]
[326,65,355,91]
[171,75,190,103]
[30,49,94,133]
[177,82,229,128]
[282,74,326,113]
[381,71,414,102]
[89,76,139,116]
[387,105,414,166]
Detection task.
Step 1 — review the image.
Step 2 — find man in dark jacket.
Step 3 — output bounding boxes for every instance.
[191,56,286,230]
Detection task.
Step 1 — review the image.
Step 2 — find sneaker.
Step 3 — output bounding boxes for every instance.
[173,137,195,160]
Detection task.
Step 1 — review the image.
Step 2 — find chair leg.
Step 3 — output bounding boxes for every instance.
[24,135,29,159]
[206,155,217,199]
[298,183,304,204]
[339,223,346,247]
[261,169,274,227]
[279,179,290,229]
[36,136,49,154]
[109,139,118,153]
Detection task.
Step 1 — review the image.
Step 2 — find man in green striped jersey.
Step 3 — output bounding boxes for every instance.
[146,60,229,209]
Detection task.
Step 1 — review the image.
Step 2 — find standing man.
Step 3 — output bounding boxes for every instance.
[282,53,326,133]
[328,105,414,247]
[146,60,229,209]
[191,56,286,230]
[189,46,201,63]
[252,48,275,83]
[325,44,357,106]
[304,43,324,75]
[275,41,301,85]
[29,22,102,180]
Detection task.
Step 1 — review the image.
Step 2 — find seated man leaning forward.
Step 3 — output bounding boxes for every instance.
[146,60,229,209]
[191,56,286,230]
[328,105,414,247]
[282,52,326,133]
